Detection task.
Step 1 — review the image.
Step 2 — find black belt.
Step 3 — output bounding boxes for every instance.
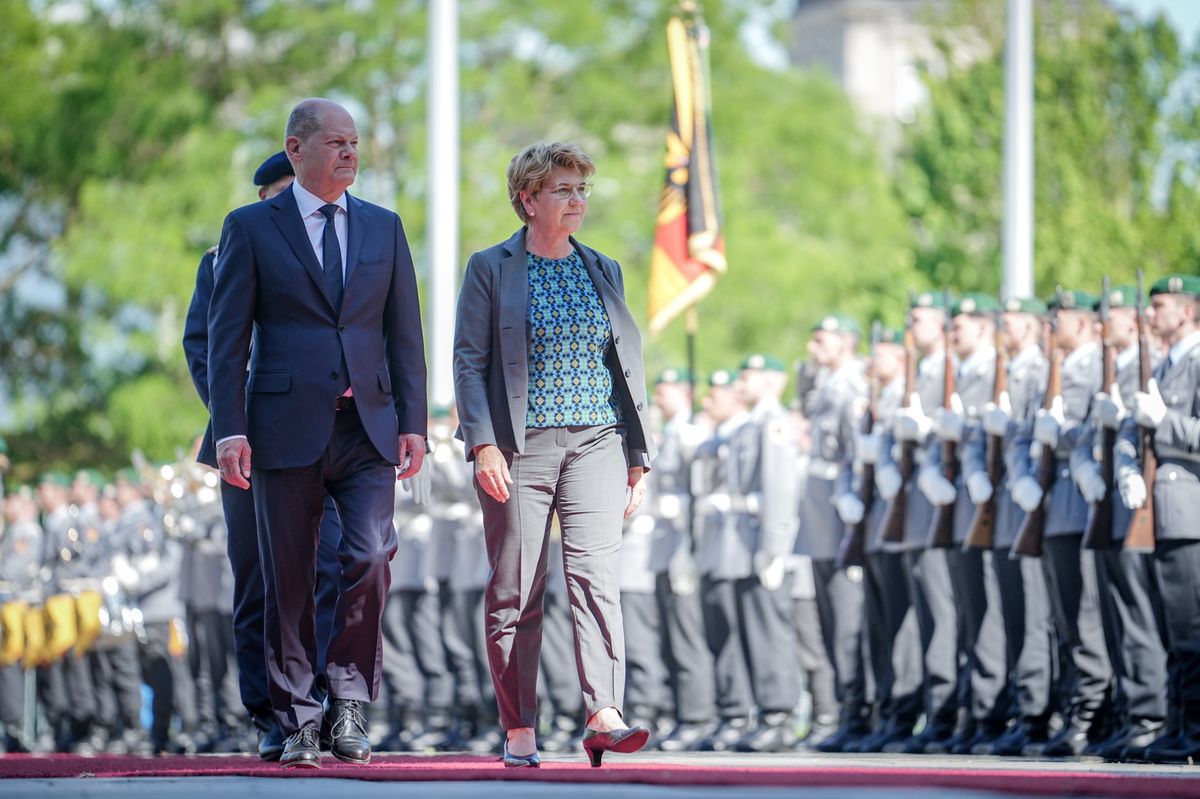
[335,394,355,412]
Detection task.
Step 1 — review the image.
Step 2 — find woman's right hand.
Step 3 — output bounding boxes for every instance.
[474,444,513,503]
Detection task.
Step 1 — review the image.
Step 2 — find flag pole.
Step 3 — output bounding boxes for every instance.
[686,305,699,420]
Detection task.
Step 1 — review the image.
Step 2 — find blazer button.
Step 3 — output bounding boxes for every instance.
[615,336,621,345]
[636,402,643,411]
[624,369,631,378]
[329,371,339,381]
[338,325,346,332]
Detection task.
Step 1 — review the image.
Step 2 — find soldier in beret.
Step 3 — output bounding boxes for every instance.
[1115,274,1200,763]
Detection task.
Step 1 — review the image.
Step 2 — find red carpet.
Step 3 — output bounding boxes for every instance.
[1,753,1199,797]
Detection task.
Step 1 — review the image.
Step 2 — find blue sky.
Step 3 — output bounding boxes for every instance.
[1122,0,1200,44]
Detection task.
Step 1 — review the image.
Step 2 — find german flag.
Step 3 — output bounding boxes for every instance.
[648,6,726,336]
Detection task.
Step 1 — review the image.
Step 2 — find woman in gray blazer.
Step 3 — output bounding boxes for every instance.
[453,142,656,768]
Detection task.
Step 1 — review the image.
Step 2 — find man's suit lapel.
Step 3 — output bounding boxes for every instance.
[270,188,334,312]
[344,193,367,286]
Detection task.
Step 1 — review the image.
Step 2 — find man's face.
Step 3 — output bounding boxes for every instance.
[870,342,904,383]
[287,104,359,197]
[910,307,945,353]
[653,382,691,419]
[1056,309,1094,351]
[702,385,742,424]
[1001,311,1037,353]
[1148,294,1197,343]
[1107,307,1138,350]
[951,315,991,359]
[36,483,63,511]
[258,174,295,201]
[808,330,849,368]
[72,479,98,506]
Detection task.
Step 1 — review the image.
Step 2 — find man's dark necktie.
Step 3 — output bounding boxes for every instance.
[319,203,344,315]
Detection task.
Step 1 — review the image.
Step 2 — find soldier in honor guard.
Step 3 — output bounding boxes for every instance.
[792,317,869,753]
[921,293,1006,752]
[647,369,719,752]
[876,292,958,755]
[849,326,925,753]
[1077,284,1167,760]
[538,529,587,753]
[720,354,802,752]
[1114,274,1200,763]
[691,369,754,750]
[35,471,97,752]
[111,468,199,754]
[1011,290,1114,757]
[0,488,42,753]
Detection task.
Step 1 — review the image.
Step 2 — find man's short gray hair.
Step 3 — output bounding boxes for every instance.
[507,142,595,223]
[285,99,327,143]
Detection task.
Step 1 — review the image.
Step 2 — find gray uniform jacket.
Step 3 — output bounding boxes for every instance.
[880,352,945,551]
[0,520,43,597]
[120,500,185,623]
[453,227,656,469]
[798,361,865,560]
[1117,332,1200,541]
[693,412,752,579]
[647,414,699,577]
[741,398,801,562]
[863,377,904,553]
[993,346,1049,548]
[935,347,995,544]
[1035,342,1101,537]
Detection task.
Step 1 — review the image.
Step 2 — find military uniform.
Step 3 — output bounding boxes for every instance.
[0,503,41,751]
[1115,274,1200,762]
[797,349,869,750]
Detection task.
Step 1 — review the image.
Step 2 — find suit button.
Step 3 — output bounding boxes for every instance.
[636,403,643,411]
[330,372,339,380]
[338,325,346,332]
[624,369,631,378]
[615,336,621,345]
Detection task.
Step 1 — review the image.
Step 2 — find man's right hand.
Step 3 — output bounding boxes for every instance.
[216,438,252,489]
[474,444,513,503]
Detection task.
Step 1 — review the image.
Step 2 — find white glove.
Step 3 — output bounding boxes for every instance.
[835,494,865,525]
[445,502,473,521]
[966,471,993,505]
[1118,466,1148,509]
[856,432,884,465]
[704,493,731,514]
[1093,383,1126,430]
[112,555,141,593]
[401,463,432,505]
[1075,461,1107,504]
[630,514,655,535]
[668,553,699,596]
[932,393,966,442]
[755,553,786,591]
[917,466,956,506]
[982,391,1013,437]
[658,494,683,520]
[1132,378,1167,429]
[1011,475,1044,513]
[875,464,902,501]
[894,392,932,442]
[1033,395,1065,447]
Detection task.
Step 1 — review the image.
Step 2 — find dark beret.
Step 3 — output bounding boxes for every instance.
[254,151,294,187]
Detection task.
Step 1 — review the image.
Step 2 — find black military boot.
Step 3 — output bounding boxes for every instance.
[691,716,750,751]
[972,714,1049,756]
[660,719,715,752]
[953,718,1006,755]
[1096,718,1165,762]
[814,706,872,753]
[735,711,798,752]
[408,706,454,752]
[883,711,957,754]
[847,715,917,754]
[540,712,581,753]
[1142,710,1200,765]
[1025,707,1095,758]
[794,713,838,751]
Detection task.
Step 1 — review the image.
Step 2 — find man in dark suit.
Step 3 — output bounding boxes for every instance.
[182,151,345,761]
[208,98,427,768]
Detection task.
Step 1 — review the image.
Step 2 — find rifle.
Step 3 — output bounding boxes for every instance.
[1125,270,1157,551]
[1010,301,1062,559]
[964,311,1008,550]
[928,291,958,548]
[881,296,918,544]
[1083,277,1115,549]
[837,321,881,568]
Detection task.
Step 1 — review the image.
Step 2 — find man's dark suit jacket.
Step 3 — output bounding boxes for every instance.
[208,184,427,468]
[452,227,655,469]
[183,247,220,468]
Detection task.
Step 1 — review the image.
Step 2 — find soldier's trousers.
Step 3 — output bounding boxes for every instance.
[89,642,142,734]
[140,621,198,746]
[793,595,838,722]
[186,608,241,730]
[1153,540,1200,712]
[811,560,866,714]
[621,590,671,715]
[538,590,583,722]
[735,575,800,714]
[699,576,753,720]
[1042,535,1113,716]
[38,652,95,744]
[655,573,716,724]
[908,548,959,721]
[381,589,454,713]
[991,550,1053,719]
[0,664,24,732]
[863,550,922,723]
[948,548,1006,723]
[1095,547,1167,724]
[444,585,492,713]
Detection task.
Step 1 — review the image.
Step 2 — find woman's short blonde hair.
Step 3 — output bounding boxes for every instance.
[507,142,596,223]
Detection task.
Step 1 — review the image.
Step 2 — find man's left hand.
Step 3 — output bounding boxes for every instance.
[397,434,427,480]
[625,467,646,518]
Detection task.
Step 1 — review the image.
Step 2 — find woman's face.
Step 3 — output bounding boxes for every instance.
[522,167,589,239]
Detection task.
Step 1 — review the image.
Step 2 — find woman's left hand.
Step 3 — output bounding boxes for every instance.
[624,467,647,518]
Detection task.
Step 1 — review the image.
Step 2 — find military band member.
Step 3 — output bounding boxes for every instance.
[0,488,42,753]
[1011,290,1114,757]
[1115,274,1200,763]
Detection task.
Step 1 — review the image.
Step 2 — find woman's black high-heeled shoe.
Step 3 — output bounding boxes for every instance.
[581,726,650,768]
[501,739,541,768]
